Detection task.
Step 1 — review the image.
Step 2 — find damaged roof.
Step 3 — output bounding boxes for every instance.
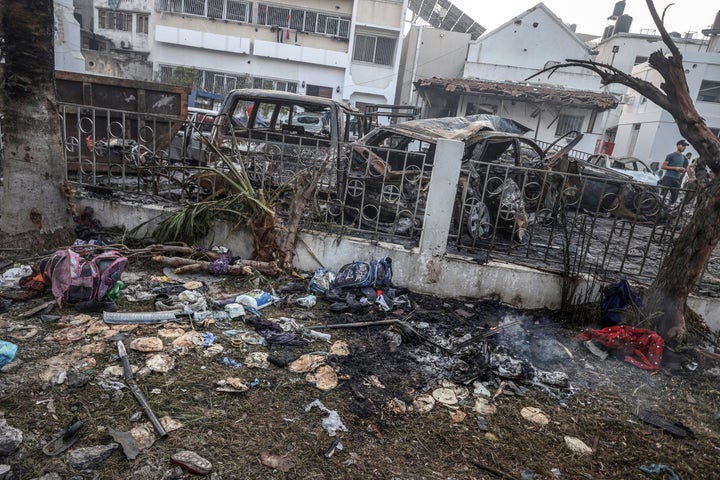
[415,78,619,110]
[376,114,532,142]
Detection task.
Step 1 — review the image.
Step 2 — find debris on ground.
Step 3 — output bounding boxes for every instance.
[0,246,718,478]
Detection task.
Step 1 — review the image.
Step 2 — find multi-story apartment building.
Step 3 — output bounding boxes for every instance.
[77,0,408,109]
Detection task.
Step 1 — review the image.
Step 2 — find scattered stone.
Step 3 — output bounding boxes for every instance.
[159,416,184,433]
[473,381,491,397]
[45,326,86,345]
[203,344,224,357]
[216,377,249,393]
[129,337,163,353]
[157,327,186,339]
[0,464,10,480]
[108,427,141,460]
[8,326,38,340]
[450,410,466,424]
[384,398,407,414]
[306,365,338,391]
[476,416,488,431]
[329,340,350,356]
[0,419,23,456]
[288,353,325,373]
[103,364,138,377]
[1,359,22,373]
[172,331,204,348]
[564,436,593,454]
[66,369,91,388]
[259,451,294,472]
[130,424,156,450]
[521,407,550,426]
[171,450,212,475]
[65,443,119,470]
[411,393,435,413]
[473,398,497,415]
[432,387,458,406]
[145,353,175,373]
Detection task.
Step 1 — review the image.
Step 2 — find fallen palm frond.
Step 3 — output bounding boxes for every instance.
[153,118,331,268]
[153,124,279,249]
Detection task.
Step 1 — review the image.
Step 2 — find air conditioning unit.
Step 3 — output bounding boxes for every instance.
[120,40,132,49]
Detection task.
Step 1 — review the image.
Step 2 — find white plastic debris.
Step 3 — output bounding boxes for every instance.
[304,399,348,436]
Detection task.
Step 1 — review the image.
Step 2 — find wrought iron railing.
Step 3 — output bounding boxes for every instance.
[59,105,715,295]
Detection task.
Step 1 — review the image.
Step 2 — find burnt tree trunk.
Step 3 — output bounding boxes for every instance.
[0,0,72,249]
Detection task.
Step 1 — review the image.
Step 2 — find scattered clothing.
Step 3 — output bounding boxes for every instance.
[575,325,664,371]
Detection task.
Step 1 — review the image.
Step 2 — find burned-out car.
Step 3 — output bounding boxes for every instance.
[586,154,660,186]
[343,115,562,241]
[549,155,666,220]
[209,89,364,192]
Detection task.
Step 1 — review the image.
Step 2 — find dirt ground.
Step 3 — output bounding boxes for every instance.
[1,253,719,480]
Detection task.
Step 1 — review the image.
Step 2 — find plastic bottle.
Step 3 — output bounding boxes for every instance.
[235,289,275,310]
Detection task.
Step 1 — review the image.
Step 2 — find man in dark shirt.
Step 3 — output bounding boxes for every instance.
[659,139,689,204]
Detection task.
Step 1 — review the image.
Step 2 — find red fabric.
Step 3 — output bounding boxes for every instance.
[575,325,664,371]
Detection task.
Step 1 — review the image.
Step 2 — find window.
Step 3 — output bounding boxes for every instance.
[137,14,149,34]
[156,0,251,22]
[98,9,132,31]
[98,9,114,29]
[257,3,350,38]
[226,0,251,22]
[697,80,720,104]
[116,12,132,31]
[554,114,583,137]
[633,55,648,65]
[353,34,397,66]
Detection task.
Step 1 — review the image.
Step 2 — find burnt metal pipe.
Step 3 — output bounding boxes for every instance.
[117,340,168,438]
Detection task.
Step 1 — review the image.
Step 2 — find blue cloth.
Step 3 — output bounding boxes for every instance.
[0,340,18,367]
[600,279,642,327]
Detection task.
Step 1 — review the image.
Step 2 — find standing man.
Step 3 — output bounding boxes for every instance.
[659,139,690,204]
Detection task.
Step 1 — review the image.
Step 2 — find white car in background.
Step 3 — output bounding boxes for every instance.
[587,154,660,186]
[169,107,218,165]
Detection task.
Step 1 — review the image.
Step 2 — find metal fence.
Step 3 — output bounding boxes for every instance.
[59,105,717,295]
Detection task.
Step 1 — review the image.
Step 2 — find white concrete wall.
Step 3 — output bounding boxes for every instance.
[54,0,85,73]
[464,5,598,90]
[396,26,470,107]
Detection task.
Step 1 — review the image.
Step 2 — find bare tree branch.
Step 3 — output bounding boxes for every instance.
[647,0,681,57]
[527,59,673,112]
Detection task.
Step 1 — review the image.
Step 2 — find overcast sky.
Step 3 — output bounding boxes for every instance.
[451,0,719,38]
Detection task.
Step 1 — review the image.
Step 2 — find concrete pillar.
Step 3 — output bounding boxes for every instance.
[419,138,463,255]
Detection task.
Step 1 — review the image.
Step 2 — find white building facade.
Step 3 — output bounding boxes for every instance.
[63,0,407,108]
